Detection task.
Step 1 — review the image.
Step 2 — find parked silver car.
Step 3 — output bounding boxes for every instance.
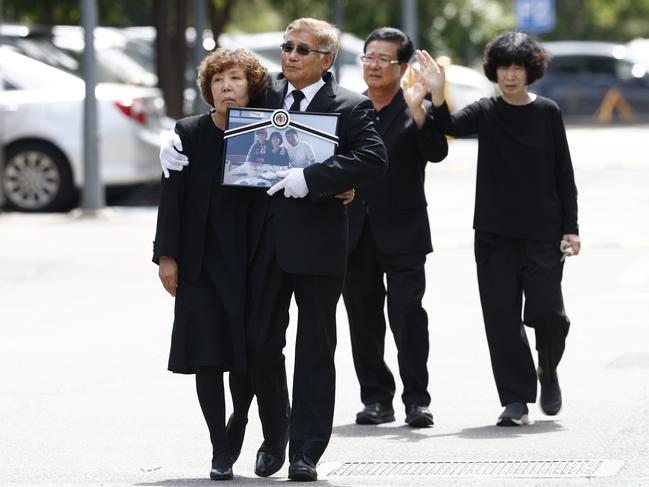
[532,41,649,122]
[0,47,165,211]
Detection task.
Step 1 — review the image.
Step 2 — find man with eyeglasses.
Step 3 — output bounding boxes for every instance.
[343,27,447,430]
[160,18,386,482]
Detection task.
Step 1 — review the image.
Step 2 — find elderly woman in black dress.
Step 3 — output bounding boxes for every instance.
[417,32,580,426]
[152,48,266,481]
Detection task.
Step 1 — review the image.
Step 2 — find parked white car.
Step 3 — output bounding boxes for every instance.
[51,25,159,88]
[0,47,165,211]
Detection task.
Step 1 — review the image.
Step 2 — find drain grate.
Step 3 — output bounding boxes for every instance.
[325,460,623,478]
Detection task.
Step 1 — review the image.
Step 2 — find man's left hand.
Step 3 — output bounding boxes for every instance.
[335,188,355,205]
[402,68,427,128]
[267,168,309,198]
[402,66,427,109]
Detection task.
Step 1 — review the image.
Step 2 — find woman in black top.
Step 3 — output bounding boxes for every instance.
[152,48,267,480]
[416,32,580,426]
[266,131,290,166]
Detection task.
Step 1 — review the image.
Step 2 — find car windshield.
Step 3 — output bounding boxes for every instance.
[0,35,80,75]
[0,46,82,89]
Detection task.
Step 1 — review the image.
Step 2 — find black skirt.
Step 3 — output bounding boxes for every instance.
[168,266,247,374]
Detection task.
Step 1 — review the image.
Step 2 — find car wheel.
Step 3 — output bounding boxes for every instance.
[2,142,75,212]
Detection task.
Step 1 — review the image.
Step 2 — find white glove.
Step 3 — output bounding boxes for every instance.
[267,168,309,198]
[159,129,189,178]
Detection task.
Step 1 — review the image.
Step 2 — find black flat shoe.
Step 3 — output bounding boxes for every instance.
[209,466,233,481]
[255,449,285,477]
[288,456,317,481]
[539,370,562,415]
[225,413,247,463]
[355,403,395,425]
[405,404,434,428]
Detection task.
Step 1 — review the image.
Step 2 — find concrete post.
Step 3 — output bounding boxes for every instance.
[80,0,104,213]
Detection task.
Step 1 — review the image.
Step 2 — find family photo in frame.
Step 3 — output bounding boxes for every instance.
[222,107,340,188]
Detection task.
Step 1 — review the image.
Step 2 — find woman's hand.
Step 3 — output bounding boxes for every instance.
[414,50,446,107]
[562,234,581,256]
[159,256,179,297]
[335,188,355,205]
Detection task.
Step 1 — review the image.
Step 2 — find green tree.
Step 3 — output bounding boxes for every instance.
[542,0,649,42]
[1,0,151,26]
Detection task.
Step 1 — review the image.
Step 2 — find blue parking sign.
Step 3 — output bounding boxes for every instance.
[515,0,555,34]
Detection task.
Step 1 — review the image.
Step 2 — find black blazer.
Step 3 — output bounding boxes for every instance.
[347,90,448,255]
[152,114,249,282]
[250,72,388,277]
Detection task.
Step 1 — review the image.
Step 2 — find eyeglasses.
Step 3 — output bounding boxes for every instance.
[281,42,330,56]
[360,54,400,67]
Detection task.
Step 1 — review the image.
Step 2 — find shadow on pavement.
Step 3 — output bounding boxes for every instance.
[332,423,433,443]
[136,475,334,485]
[440,419,566,440]
[332,419,565,442]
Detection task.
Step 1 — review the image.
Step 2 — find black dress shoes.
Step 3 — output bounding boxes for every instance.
[209,465,233,481]
[355,403,395,425]
[255,450,285,477]
[288,456,317,481]
[254,442,286,477]
[539,370,562,415]
[405,404,434,427]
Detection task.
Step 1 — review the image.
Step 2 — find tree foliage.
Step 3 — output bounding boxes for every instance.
[1,0,152,26]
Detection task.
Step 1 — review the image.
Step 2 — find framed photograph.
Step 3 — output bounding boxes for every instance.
[222,107,340,188]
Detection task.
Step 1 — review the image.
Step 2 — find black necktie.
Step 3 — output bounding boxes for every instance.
[288,90,305,111]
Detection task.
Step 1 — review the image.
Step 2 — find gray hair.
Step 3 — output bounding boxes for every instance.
[284,18,341,66]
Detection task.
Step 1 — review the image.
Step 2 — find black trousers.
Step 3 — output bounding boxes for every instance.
[474,231,571,406]
[343,223,430,409]
[235,217,343,464]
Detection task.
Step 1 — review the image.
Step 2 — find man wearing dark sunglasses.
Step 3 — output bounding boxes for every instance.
[243,18,386,482]
[344,27,447,430]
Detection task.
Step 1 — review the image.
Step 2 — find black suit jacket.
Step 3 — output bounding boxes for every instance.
[250,72,388,277]
[347,90,448,255]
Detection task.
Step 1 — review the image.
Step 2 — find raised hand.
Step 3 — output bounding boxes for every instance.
[414,50,446,105]
[402,65,428,110]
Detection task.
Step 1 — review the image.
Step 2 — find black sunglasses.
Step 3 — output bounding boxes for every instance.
[280,42,330,56]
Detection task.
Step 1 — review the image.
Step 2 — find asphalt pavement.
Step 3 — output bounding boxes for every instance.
[1,125,648,486]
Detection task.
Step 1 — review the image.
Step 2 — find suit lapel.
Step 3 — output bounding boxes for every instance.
[306,72,336,113]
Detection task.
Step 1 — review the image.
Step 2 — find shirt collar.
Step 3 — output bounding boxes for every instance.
[286,77,326,108]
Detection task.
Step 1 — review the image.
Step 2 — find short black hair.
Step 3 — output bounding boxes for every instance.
[482,31,550,85]
[286,128,298,136]
[270,131,284,144]
[364,27,414,64]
